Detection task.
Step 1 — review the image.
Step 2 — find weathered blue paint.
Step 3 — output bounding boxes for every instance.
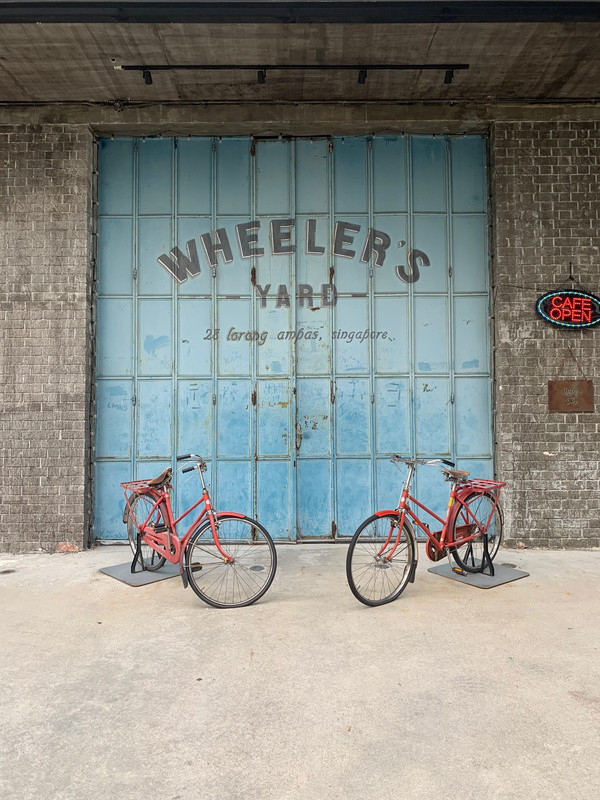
[94,134,493,541]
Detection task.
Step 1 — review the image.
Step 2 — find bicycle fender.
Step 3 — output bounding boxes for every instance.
[408,561,418,583]
[214,512,246,520]
[447,489,491,533]
[404,518,419,582]
[180,563,189,590]
[374,512,419,582]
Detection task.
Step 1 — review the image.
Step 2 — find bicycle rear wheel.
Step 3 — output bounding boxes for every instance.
[451,491,503,573]
[125,494,167,571]
[184,515,277,608]
[346,513,417,606]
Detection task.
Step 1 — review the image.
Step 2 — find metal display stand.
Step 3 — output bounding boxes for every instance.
[428,560,529,589]
[100,561,179,587]
[428,534,529,588]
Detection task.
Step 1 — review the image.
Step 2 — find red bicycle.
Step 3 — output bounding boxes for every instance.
[121,454,277,608]
[346,455,505,606]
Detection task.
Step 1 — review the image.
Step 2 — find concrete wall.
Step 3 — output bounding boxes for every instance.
[1,119,599,552]
[0,125,94,553]
[492,121,600,548]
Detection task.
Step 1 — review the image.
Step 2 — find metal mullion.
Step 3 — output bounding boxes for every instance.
[250,136,258,520]
[446,136,457,466]
[89,137,100,546]
[366,136,377,514]
[289,139,298,539]
[132,138,140,480]
[406,136,416,463]
[210,137,218,499]
[329,137,338,537]
[171,138,178,486]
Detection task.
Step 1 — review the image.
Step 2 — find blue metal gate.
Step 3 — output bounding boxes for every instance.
[95,135,492,541]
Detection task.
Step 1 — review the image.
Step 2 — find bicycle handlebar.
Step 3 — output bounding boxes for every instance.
[176,453,208,472]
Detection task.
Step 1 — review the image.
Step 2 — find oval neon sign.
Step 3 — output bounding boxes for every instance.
[536,290,600,329]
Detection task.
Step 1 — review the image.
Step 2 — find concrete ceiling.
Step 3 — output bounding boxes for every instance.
[1,17,600,105]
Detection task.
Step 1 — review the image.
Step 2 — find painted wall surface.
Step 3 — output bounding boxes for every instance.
[95,135,492,541]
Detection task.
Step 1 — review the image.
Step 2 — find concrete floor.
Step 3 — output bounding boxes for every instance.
[1,543,599,800]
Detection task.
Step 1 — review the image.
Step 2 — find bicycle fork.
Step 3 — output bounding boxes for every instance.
[382,503,419,585]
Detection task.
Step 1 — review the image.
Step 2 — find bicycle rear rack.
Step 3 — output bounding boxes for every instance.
[461,478,506,492]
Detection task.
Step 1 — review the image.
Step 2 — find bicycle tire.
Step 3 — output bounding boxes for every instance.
[346,513,417,606]
[450,491,503,573]
[184,515,277,608]
[125,494,167,571]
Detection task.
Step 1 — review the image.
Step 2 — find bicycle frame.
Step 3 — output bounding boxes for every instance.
[122,476,244,568]
[376,461,503,559]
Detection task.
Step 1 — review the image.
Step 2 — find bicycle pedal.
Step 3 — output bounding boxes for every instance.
[452,567,467,576]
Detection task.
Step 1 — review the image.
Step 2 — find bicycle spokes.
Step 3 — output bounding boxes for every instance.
[346,513,416,606]
[185,516,277,608]
[451,491,503,573]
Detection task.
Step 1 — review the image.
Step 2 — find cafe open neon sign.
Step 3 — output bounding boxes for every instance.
[536,290,600,329]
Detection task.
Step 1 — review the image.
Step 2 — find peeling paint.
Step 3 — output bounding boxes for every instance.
[143,334,169,354]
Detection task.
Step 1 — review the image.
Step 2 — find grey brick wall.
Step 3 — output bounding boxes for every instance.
[491,121,600,548]
[0,125,94,553]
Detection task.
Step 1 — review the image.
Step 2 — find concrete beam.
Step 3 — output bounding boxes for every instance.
[1,101,600,134]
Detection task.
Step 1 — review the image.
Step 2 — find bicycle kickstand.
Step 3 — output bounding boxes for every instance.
[130,532,145,574]
[479,533,495,577]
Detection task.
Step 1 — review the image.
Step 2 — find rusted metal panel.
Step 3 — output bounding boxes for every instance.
[94,134,493,541]
[548,380,595,413]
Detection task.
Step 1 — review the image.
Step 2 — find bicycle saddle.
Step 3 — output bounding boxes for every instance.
[146,467,173,488]
[441,468,470,481]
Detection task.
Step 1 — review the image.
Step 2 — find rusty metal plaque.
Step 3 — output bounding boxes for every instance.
[548,380,595,412]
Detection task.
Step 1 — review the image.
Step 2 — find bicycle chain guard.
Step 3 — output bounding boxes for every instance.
[426,530,446,562]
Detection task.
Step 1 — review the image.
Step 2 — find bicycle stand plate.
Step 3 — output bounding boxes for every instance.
[100,561,180,587]
[427,562,529,589]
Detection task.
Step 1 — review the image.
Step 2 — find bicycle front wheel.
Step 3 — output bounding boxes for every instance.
[184,515,277,608]
[451,491,503,573]
[346,513,417,606]
[125,494,167,571]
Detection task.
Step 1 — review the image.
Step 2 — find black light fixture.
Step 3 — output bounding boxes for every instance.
[117,63,469,85]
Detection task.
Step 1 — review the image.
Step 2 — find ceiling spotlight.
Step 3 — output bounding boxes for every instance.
[257,69,266,84]
[358,69,367,85]
[142,69,153,85]
[444,69,454,85]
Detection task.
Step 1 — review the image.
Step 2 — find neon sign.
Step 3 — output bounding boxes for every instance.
[536,290,600,329]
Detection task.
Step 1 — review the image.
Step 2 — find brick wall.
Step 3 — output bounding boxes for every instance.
[0,125,94,553]
[491,121,600,548]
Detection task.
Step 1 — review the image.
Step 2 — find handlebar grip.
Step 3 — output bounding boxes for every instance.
[177,453,192,461]
[182,465,195,473]
[441,459,455,467]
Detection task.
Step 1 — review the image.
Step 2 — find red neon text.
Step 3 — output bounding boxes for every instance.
[549,295,592,324]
